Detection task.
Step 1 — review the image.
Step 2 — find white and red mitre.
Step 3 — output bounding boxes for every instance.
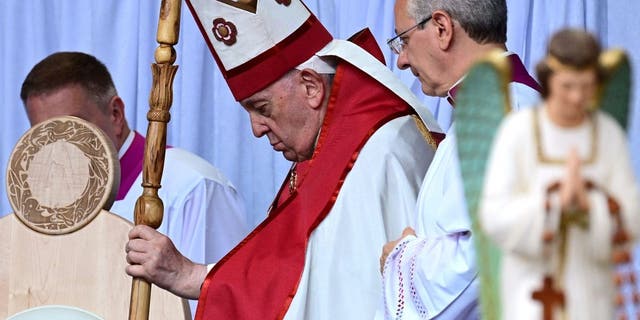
[186,0,443,134]
[186,0,333,101]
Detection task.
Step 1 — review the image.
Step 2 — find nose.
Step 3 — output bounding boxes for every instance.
[249,113,268,138]
[567,86,592,109]
[396,50,410,70]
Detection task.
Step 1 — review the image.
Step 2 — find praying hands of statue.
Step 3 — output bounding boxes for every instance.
[560,148,590,215]
[380,227,416,274]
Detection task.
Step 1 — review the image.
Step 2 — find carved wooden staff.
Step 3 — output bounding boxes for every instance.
[128,0,182,319]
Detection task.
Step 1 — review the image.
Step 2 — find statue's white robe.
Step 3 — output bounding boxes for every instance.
[480,107,640,320]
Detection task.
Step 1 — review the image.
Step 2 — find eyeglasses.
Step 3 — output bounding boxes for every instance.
[387,16,432,54]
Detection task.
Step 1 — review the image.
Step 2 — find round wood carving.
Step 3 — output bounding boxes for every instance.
[6,116,120,235]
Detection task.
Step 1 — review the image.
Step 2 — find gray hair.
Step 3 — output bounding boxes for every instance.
[407,0,507,44]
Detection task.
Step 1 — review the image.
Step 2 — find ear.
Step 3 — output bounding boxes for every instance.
[299,69,326,110]
[431,10,454,50]
[107,95,128,139]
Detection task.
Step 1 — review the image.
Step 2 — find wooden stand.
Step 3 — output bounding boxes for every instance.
[1,116,187,319]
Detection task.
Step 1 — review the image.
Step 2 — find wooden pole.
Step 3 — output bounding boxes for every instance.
[128,0,181,319]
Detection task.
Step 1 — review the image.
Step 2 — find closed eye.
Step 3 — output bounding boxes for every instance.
[254,103,270,117]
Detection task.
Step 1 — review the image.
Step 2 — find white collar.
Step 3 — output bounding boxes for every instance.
[118,130,136,159]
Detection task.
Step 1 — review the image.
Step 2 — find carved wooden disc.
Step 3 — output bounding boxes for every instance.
[5,116,120,235]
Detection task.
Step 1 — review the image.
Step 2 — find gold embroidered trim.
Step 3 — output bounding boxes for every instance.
[533,108,597,165]
[411,114,438,150]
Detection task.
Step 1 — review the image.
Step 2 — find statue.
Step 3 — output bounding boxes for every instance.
[455,28,640,320]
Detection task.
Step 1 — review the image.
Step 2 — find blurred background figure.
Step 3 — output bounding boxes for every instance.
[480,28,640,320]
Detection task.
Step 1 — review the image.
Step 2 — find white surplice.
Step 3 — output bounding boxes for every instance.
[480,107,640,320]
[284,115,434,319]
[379,77,540,319]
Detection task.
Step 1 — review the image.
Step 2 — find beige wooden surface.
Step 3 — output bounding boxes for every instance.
[6,116,119,236]
[2,116,188,319]
[0,210,189,319]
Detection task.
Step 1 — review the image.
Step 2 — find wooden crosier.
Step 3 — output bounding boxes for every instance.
[128,0,182,319]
